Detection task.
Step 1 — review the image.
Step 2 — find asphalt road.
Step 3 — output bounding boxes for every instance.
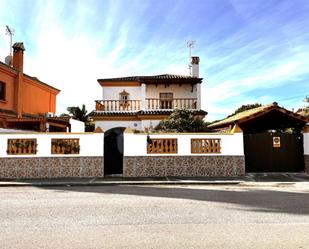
[1,184,309,249]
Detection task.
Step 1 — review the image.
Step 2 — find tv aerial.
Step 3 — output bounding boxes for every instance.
[5,25,15,65]
[187,40,196,76]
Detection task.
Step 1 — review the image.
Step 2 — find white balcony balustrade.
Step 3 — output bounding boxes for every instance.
[95,98,197,111]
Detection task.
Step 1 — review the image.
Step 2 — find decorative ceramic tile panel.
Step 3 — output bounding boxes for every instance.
[0,157,103,179]
[123,156,245,177]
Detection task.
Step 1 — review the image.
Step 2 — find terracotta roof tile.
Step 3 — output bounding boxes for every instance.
[90,109,207,117]
[98,74,203,83]
[209,102,308,128]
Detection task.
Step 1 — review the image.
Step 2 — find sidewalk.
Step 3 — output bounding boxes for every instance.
[0,173,308,187]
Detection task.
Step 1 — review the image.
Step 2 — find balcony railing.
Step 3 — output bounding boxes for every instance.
[95,100,141,111]
[145,98,197,110]
[95,98,197,111]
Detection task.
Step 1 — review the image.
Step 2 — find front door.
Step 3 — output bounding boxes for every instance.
[244,132,304,172]
[104,127,125,175]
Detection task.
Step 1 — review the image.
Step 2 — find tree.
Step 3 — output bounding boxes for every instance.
[155,109,208,132]
[66,104,94,132]
[228,103,262,117]
[296,96,309,117]
[67,104,88,122]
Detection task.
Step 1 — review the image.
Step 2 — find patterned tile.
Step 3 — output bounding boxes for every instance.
[123,156,246,177]
[153,166,165,177]
[135,166,146,177]
[40,165,50,178]
[145,157,156,167]
[155,157,167,167]
[165,156,176,168]
[165,166,175,176]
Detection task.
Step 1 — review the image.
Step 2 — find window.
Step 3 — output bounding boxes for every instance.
[120,95,128,103]
[0,82,5,101]
[119,90,129,104]
[160,93,173,109]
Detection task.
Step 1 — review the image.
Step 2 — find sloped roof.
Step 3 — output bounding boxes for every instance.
[98,74,203,84]
[208,102,308,129]
[0,61,60,93]
[90,109,207,117]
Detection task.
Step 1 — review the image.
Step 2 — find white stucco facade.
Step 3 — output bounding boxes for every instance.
[145,84,197,99]
[95,120,141,131]
[0,133,104,158]
[103,86,142,100]
[69,119,85,132]
[101,84,198,102]
[95,119,163,132]
[124,133,244,156]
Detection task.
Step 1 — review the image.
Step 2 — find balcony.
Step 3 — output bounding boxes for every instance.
[95,100,141,111]
[95,98,197,111]
[145,98,197,110]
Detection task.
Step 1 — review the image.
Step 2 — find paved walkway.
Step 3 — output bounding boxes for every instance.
[0,173,308,187]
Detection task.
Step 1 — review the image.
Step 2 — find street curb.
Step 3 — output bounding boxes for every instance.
[0,180,244,187]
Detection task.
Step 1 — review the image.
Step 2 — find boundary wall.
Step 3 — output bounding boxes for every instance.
[123,132,245,177]
[0,133,104,179]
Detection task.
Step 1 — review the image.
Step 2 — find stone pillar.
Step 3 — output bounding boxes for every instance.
[140,83,146,110]
[15,72,23,118]
[196,83,201,109]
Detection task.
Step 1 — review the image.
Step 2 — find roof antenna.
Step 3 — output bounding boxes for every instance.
[187,40,195,76]
[5,25,14,66]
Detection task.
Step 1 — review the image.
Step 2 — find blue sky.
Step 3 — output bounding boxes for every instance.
[0,0,308,120]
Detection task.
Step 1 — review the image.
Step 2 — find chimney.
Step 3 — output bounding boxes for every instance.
[191,56,200,78]
[12,42,25,72]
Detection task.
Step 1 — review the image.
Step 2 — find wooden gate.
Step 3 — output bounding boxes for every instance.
[104,127,125,175]
[244,132,304,172]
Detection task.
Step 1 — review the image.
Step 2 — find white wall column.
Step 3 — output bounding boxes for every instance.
[196,83,201,109]
[141,83,146,110]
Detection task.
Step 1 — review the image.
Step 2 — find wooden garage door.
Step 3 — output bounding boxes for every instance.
[244,132,304,172]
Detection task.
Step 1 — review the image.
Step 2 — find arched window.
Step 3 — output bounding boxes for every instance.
[0,82,5,101]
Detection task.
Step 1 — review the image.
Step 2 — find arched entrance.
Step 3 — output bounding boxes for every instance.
[104,127,126,176]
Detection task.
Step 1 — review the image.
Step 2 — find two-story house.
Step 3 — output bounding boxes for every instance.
[91,56,207,132]
[0,42,70,131]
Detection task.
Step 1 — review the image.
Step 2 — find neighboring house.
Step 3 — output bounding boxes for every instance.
[0,42,70,132]
[208,102,308,133]
[91,56,207,131]
[208,102,308,173]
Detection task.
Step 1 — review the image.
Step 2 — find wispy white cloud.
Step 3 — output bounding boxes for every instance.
[0,0,308,120]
